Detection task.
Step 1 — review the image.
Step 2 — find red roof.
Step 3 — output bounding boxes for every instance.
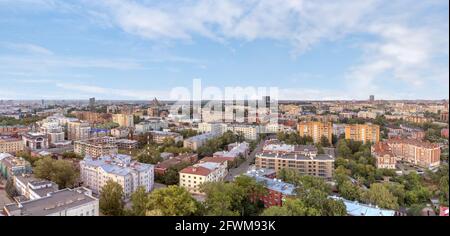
[199,156,230,164]
[179,166,212,176]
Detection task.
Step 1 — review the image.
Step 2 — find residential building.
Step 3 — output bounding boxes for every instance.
[297,121,333,144]
[116,139,138,150]
[154,153,198,175]
[213,142,249,160]
[345,124,380,144]
[330,196,397,216]
[40,122,66,145]
[441,128,449,139]
[0,136,24,153]
[179,158,227,194]
[385,138,441,169]
[371,142,396,169]
[405,115,432,124]
[3,187,99,216]
[0,125,29,136]
[74,136,118,158]
[440,111,449,123]
[357,111,377,119]
[183,132,219,151]
[150,131,183,144]
[255,142,334,180]
[0,154,32,179]
[72,111,111,124]
[111,127,130,139]
[112,114,134,128]
[80,154,154,198]
[67,121,91,141]
[135,120,168,134]
[244,169,296,208]
[22,132,49,150]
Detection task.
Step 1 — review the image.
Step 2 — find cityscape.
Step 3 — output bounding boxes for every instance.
[0,0,449,219]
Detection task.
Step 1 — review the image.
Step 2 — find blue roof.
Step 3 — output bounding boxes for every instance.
[330,196,396,216]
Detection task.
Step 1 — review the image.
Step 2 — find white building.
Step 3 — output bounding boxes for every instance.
[3,187,99,216]
[14,175,59,201]
[80,154,154,198]
[183,132,219,151]
[179,158,228,194]
[135,119,169,134]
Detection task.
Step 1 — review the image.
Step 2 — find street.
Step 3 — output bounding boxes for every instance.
[225,138,266,181]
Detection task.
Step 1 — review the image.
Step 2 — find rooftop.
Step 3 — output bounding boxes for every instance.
[82,154,153,176]
[244,171,296,196]
[4,187,98,216]
[330,196,396,216]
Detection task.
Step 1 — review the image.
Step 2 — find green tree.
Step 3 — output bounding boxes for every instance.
[34,157,78,189]
[320,136,331,147]
[99,180,125,216]
[130,186,148,216]
[5,177,18,198]
[339,180,362,201]
[201,182,242,216]
[33,157,54,180]
[146,185,200,216]
[362,183,399,210]
[261,198,320,216]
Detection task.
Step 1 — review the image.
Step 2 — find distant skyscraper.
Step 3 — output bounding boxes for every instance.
[369,95,375,103]
[89,97,96,111]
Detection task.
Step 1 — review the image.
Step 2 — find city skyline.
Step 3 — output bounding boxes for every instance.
[0,0,449,101]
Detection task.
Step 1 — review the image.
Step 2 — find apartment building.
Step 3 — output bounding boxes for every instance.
[67,121,91,141]
[111,127,130,139]
[155,153,198,175]
[0,136,24,153]
[3,187,99,216]
[72,111,112,124]
[40,122,66,145]
[244,169,296,208]
[0,153,32,179]
[150,131,183,144]
[112,114,134,128]
[297,121,333,145]
[371,142,397,169]
[345,124,380,144]
[0,125,29,136]
[179,158,227,194]
[213,142,250,160]
[385,138,441,169]
[80,154,154,198]
[116,139,138,150]
[183,132,219,151]
[74,136,118,158]
[135,119,169,134]
[405,115,432,124]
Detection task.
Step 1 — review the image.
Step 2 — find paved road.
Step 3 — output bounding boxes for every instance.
[225,139,266,181]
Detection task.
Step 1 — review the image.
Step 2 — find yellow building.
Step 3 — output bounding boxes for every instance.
[112,114,134,128]
[345,124,380,144]
[0,137,24,154]
[297,121,333,144]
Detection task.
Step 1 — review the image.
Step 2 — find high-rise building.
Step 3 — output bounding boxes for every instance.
[369,95,375,103]
[89,97,95,111]
[112,114,134,128]
[297,121,333,145]
[67,121,91,141]
[345,123,380,144]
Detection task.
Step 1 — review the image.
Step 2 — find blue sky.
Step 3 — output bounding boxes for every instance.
[0,0,448,100]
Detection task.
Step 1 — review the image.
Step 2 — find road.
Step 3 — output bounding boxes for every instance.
[225,138,266,181]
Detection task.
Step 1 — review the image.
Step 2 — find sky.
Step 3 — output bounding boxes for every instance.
[0,0,448,101]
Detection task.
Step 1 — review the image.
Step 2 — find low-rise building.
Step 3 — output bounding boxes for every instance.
[80,154,154,198]
[244,169,296,208]
[111,128,130,139]
[150,131,183,144]
[371,142,396,169]
[3,187,99,216]
[116,139,138,150]
[155,153,198,175]
[329,196,396,216]
[22,132,49,150]
[14,175,59,201]
[183,132,219,151]
[179,158,227,194]
[213,142,249,160]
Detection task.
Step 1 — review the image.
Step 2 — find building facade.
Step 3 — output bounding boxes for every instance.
[297,121,333,144]
[345,124,380,144]
[80,154,154,198]
[74,137,118,158]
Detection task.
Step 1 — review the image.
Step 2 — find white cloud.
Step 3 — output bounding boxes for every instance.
[1,42,54,55]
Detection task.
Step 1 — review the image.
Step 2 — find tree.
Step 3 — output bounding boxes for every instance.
[137,145,161,164]
[33,157,54,180]
[99,180,125,216]
[362,183,399,210]
[320,136,331,147]
[62,151,82,160]
[130,186,148,216]
[5,177,18,198]
[201,182,242,216]
[34,157,78,189]
[146,185,200,216]
[339,180,362,201]
[261,198,320,216]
